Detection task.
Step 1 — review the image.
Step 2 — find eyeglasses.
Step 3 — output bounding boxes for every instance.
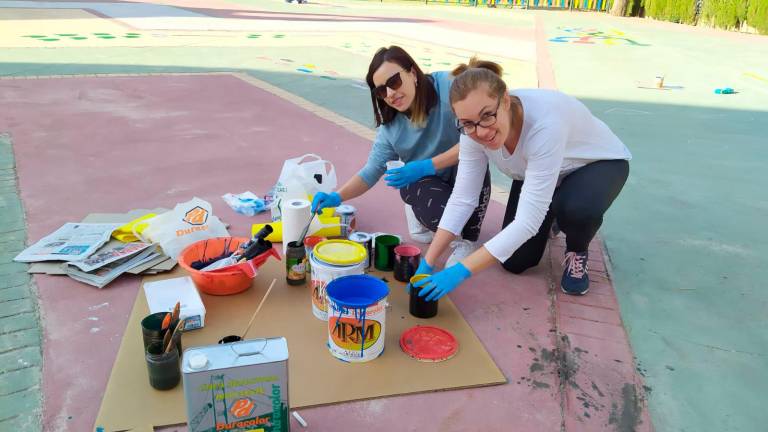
[456,98,502,135]
[373,70,405,99]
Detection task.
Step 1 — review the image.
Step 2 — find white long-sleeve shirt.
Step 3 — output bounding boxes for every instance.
[438,89,632,262]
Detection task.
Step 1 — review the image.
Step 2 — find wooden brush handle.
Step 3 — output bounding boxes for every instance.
[241,279,277,340]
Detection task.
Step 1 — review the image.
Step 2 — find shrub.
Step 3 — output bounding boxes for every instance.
[700,0,747,29]
[642,0,697,23]
[747,0,768,33]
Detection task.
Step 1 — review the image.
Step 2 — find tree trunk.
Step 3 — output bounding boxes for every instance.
[610,0,628,16]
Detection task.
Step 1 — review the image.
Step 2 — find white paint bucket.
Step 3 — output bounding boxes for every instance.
[326,275,389,363]
[309,240,367,321]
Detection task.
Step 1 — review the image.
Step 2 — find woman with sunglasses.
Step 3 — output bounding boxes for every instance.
[312,46,490,266]
[413,58,631,299]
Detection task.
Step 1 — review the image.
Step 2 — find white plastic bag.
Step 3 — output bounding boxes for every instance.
[134,197,229,259]
[271,154,337,221]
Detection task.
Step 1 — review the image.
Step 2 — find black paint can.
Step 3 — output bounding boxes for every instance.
[409,274,438,319]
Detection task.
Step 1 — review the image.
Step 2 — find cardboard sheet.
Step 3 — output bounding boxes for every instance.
[95,260,506,431]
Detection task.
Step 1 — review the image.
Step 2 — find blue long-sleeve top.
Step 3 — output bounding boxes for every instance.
[357,71,460,187]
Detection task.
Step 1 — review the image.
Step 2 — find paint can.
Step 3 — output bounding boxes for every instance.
[182,337,289,432]
[285,240,307,286]
[309,240,367,321]
[374,234,400,271]
[334,204,357,237]
[326,275,389,363]
[303,235,326,275]
[348,231,372,269]
[409,274,438,318]
[393,244,421,282]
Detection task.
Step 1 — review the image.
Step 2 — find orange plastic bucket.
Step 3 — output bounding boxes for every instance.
[178,237,279,296]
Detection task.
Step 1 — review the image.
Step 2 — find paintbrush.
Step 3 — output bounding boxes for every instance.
[297,210,317,246]
[164,318,186,354]
[171,301,180,324]
[240,278,277,340]
[161,312,171,331]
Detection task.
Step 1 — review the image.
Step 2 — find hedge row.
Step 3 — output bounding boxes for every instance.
[624,0,767,34]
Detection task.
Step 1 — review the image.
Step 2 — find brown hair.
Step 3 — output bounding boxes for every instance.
[366,46,437,128]
[449,57,506,105]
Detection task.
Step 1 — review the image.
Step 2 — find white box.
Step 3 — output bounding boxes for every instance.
[143,276,206,330]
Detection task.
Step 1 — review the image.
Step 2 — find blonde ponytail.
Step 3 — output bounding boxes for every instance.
[450,57,507,104]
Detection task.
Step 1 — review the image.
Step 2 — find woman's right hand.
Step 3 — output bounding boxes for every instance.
[311,191,341,214]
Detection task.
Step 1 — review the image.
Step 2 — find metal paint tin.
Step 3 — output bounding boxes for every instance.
[347,231,372,269]
[309,240,367,321]
[334,204,357,237]
[374,234,400,271]
[303,235,327,275]
[393,244,421,283]
[326,275,389,362]
[182,337,289,432]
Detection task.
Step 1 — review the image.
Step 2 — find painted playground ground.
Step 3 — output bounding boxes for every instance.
[0,0,767,431]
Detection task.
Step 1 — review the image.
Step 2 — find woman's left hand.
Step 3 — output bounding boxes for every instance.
[384,159,435,189]
[415,262,472,301]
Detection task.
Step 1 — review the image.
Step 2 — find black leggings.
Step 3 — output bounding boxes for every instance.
[400,166,491,242]
[502,159,629,274]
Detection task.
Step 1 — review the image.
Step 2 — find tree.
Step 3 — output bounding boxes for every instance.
[611,0,628,16]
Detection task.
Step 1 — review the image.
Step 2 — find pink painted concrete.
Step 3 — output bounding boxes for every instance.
[2,71,649,431]
[550,236,653,431]
[2,74,561,432]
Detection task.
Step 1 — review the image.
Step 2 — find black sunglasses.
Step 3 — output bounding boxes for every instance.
[373,70,406,99]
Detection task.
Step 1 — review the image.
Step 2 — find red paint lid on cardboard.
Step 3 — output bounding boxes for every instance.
[399,325,458,362]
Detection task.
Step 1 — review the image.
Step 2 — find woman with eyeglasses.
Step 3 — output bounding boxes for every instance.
[413,58,631,299]
[312,46,490,266]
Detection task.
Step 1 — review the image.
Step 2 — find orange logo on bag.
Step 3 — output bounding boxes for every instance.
[329,317,381,350]
[229,398,255,418]
[183,206,208,226]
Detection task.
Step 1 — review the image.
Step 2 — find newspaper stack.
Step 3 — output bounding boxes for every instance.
[14,217,175,288]
[63,240,161,288]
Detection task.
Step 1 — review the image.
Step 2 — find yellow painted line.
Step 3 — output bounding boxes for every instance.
[743,72,768,83]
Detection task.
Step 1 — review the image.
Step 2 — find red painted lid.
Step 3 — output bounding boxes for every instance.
[394,244,421,258]
[303,235,327,249]
[399,325,458,362]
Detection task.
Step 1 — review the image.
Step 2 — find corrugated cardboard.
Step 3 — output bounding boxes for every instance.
[94,260,506,431]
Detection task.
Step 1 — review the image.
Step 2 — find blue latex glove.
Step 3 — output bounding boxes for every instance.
[415,262,472,301]
[406,260,434,293]
[384,159,436,189]
[415,259,433,276]
[311,191,341,214]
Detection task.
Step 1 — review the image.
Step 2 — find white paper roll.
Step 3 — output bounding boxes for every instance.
[281,198,311,253]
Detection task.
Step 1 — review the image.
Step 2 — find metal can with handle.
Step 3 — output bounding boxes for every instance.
[334,204,357,237]
[348,231,372,269]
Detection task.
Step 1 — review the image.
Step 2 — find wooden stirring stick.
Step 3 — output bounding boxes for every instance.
[171,301,180,324]
[163,318,186,354]
[240,278,277,340]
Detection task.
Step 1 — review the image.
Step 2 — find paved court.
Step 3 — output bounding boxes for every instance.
[0,1,766,431]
